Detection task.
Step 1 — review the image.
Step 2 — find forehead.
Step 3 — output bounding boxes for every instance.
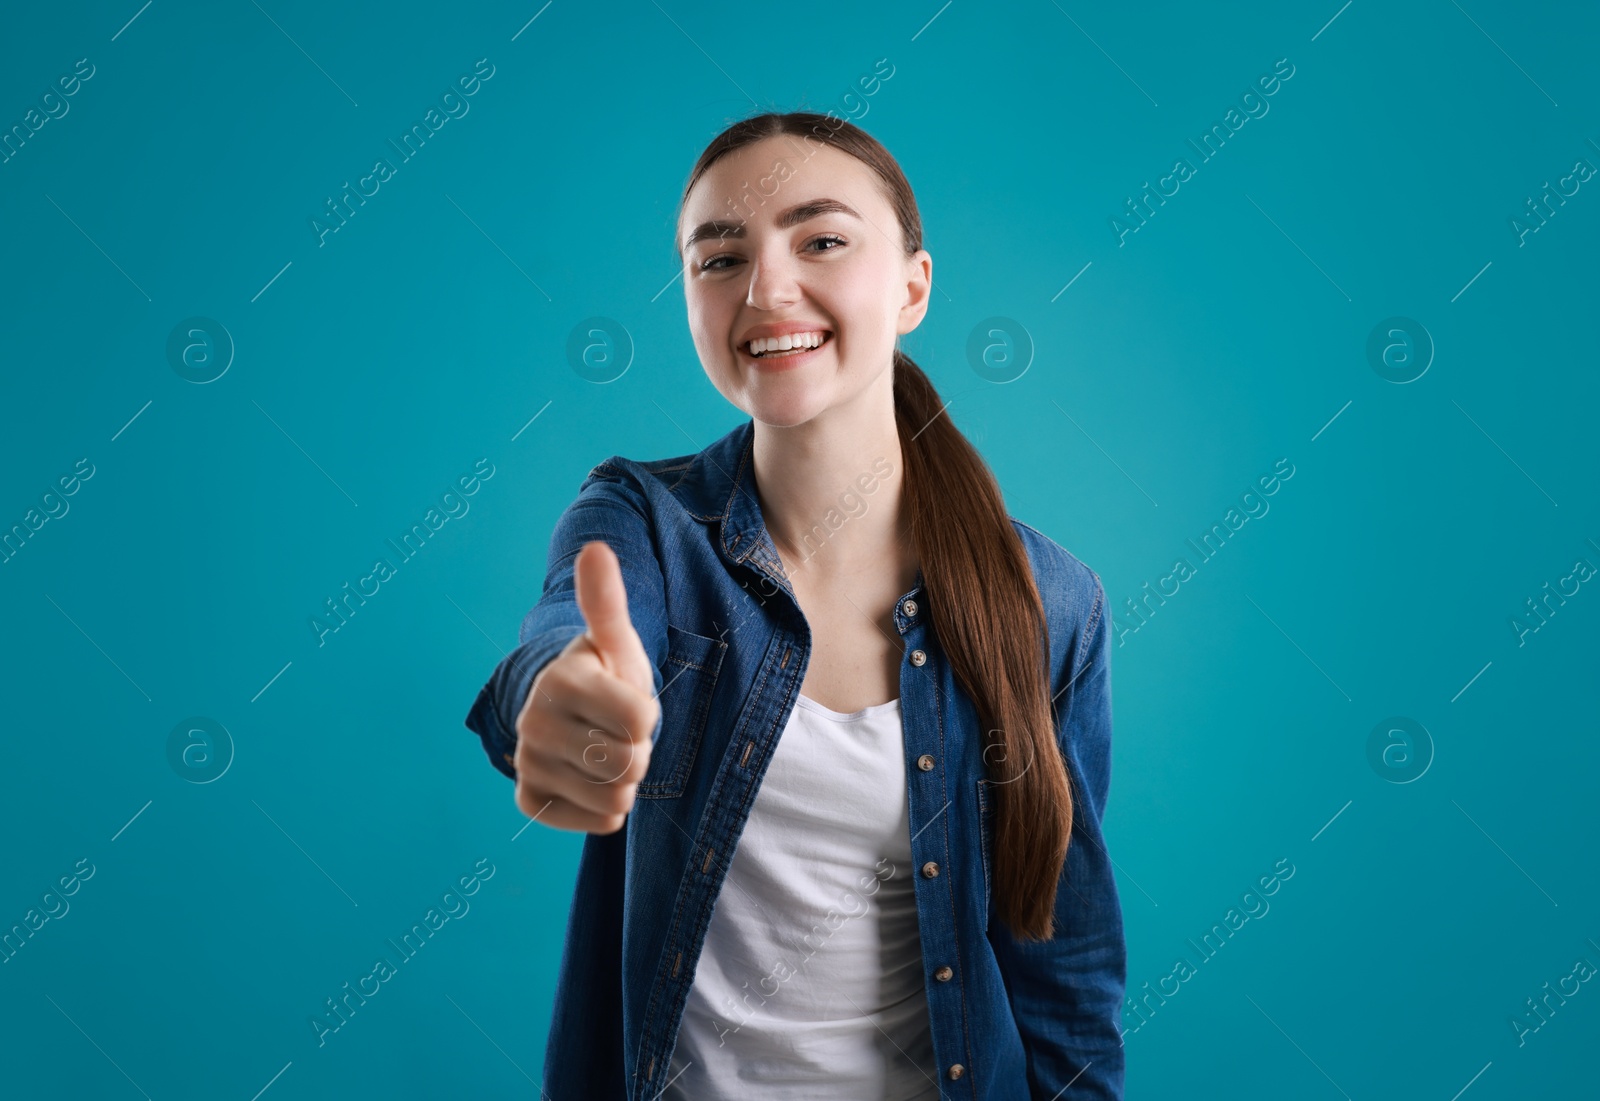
[681,135,882,241]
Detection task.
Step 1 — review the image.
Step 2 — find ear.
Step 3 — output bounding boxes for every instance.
[897,248,933,335]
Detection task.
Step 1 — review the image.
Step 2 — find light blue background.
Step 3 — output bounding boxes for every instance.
[2,1,1595,1097]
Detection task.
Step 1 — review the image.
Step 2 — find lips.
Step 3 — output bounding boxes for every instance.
[739,330,833,369]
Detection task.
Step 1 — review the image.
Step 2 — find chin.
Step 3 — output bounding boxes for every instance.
[743,388,829,429]
[747,405,815,430]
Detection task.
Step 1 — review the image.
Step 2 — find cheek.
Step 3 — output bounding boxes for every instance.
[685,299,725,353]
[829,262,901,336]
[690,281,739,325]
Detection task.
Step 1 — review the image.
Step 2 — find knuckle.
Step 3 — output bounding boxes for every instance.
[624,746,653,784]
[605,781,638,815]
[514,726,546,767]
[516,698,548,740]
[513,782,541,820]
[536,659,575,700]
[631,700,660,741]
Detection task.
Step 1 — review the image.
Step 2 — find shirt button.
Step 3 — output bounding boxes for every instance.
[948,1064,966,1080]
[921,861,940,878]
[902,598,918,617]
[917,754,935,772]
[909,649,927,666]
[934,965,953,981]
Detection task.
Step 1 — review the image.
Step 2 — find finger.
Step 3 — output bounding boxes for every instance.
[543,757,642,819]
[513,788,627,835]
[527,649,659,748]
[524,709,654,788]
[516,774,636,830]
[572,541,654,695]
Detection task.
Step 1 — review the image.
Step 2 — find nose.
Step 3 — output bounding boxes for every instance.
[745,247,800,311]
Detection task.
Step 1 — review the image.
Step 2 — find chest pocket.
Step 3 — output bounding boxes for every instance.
[976,778,995,924]
[638,624,727,799]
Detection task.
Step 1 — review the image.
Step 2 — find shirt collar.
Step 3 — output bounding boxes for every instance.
[664,417,924,597]
[662,418,770,569]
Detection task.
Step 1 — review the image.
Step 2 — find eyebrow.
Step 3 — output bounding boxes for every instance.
[683,198,862,251]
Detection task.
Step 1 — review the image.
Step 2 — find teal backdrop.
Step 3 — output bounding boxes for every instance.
[2,1,1596,1097]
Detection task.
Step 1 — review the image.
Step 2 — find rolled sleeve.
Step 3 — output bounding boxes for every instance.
[991,573,1127,1098]
[462,463,669,782]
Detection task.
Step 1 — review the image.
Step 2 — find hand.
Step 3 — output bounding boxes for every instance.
[511,540,661,833]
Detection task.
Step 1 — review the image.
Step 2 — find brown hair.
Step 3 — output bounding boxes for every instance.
[675,112,1072,943]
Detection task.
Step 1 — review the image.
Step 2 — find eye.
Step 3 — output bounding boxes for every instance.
[697,234,848,273]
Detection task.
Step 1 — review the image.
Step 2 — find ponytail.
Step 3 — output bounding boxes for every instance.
[893,349,1073,942]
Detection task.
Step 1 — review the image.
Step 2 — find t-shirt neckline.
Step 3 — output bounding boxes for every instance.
[795,693,902,723]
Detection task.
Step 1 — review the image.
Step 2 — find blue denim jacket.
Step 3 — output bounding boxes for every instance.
[463,418,1125,1099]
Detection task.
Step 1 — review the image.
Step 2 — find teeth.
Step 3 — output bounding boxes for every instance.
[748,330,827,356]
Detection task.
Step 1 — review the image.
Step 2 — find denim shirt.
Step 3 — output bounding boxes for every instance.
[463,418,1126,1100]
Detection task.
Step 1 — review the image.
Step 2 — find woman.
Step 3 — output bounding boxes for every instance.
[464,111,1125,1100]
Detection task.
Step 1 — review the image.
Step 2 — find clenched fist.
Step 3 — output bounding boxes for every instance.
[512,540,662,833]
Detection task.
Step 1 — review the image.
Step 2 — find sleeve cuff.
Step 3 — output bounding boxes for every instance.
[463,628,585,781]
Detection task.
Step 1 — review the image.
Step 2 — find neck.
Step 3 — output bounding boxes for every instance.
[750,381,909,583]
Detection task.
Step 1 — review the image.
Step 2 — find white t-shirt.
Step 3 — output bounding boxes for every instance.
[663,694,941,1101]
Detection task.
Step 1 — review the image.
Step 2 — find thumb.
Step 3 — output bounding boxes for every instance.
[573,540,654,696]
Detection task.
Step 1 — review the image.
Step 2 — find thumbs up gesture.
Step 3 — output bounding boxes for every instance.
[512,541,662,833]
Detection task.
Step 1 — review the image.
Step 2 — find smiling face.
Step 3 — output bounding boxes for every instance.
[678,135,932,428]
